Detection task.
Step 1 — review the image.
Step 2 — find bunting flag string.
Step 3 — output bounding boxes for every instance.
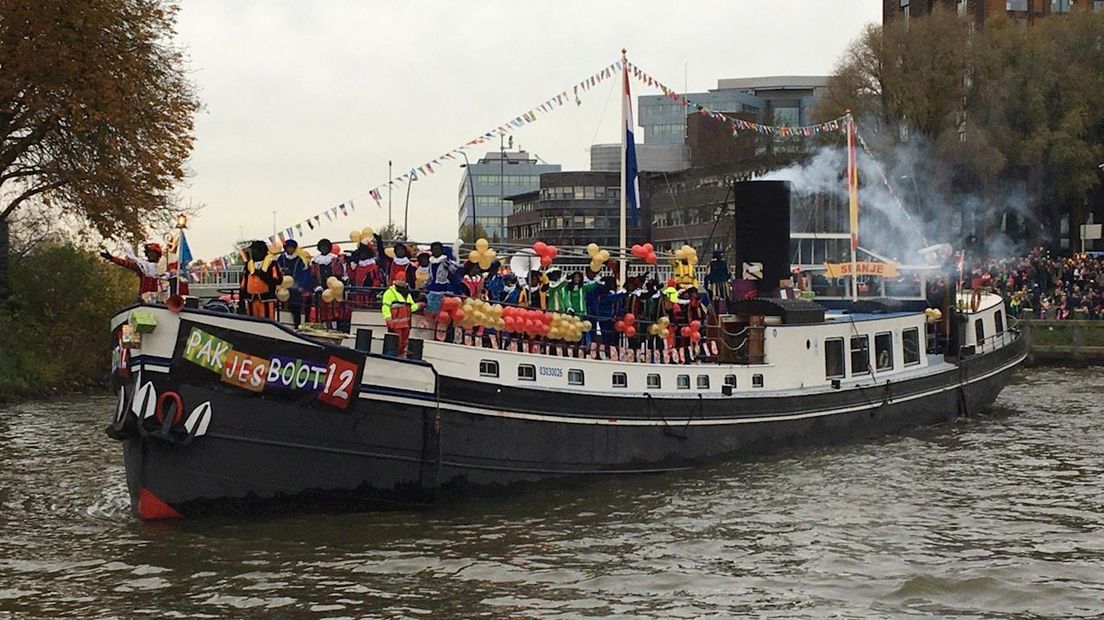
[205,58,625,264]
[624,61,849,138]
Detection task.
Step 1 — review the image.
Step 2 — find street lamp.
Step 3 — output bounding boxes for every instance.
[458,150,477,242]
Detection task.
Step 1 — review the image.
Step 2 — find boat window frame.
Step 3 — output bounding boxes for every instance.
[568,368,585,386]
[696,375,710,390]
[994,309,1004,335]
[723,374,738,389]
[902,327,921,366]
[974,318,985,345]
[646,373,661,389]
[874,331,894,372]
[612,372,628,388]
[676,374,691,390]
[479,359,500,378]
[824,337,846,379]
[517,363,536,382]
[850,334,870,376]
[752,374,764,388]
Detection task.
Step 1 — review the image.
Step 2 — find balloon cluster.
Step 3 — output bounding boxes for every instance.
[321,276,345,303]
[674,244,699,266]
[647,315,672,339]
[468,238,498,270]
[503,307,591,341]
[680,320,704,343]
[613,313,638,338]
[532,241,559,269]
[585,243,612,272]
[630,243,657,264]
[349,227,375,245]
[276,275,294,302]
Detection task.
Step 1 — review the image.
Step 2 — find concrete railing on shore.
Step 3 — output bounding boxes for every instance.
[1015,318,1104,365]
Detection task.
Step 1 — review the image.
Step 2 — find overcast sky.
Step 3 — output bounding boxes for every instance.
[174,0,880,259]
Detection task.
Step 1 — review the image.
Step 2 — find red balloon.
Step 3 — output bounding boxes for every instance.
[547,245,558,259]
[331,243,341,255]
[504,317,516,331]
[538,322,550,335]
[533,241,548,254]
[642,243,653,253]
[625,325,637,338]
[614,320,626,333]
[542,312,554,324]
[526,320,538,334]
[690,331,702,342]
[680,326,692,338]
[644,252,657,265]
[452,309,465,321]
[690,320,701,330]
[631,244,643,257]
[436,311,450,324]
[623,313,635,324]
[540,255,553,268]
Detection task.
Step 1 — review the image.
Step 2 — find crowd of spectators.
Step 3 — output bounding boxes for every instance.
[975,247,1104,320]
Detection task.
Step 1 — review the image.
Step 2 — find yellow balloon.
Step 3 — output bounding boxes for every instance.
[648,324,660,336]
[326,276,341,289]
[660,328,670,339]
[476,238,489,251]
[590,260,603,272]
[268,243,282,255]
[549,327,561,339]
[484,248,497,262]
[469,250,480,263]
[479,258,492,270]
[586,243,599,257]
[384,247,395,259]
[321,289,335,303]
[330,280,345,292]
[281,275,293,289]
[581,321,592,331]
[597,250,610,262]
[361,227,374,239]
[276,288,291,302]
[658,316,670,327]
[350,230,363,243]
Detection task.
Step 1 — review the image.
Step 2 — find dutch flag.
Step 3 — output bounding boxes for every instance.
[623,66,640,226]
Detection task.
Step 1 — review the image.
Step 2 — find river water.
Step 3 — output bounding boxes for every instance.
[1,367,1102,618]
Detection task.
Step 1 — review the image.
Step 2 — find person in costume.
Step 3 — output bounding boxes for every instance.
[524,271,546,309]
[707,250,731,312]
[239,240,283,319]
[461,261,484,298]
[484,261,505,301]
[381,272,421,356]
[544,267,567,311]
[380,241,415,286]
[310,238,346,327]
[594,276,624,348]
[346,241,385,291]
[673,255,698,290]
[275,239,311,327]
[500,272,523,305]
[100,243,166,303]
[427,241,459,294]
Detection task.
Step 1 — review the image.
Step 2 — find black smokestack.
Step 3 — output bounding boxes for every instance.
[732,180,792,296]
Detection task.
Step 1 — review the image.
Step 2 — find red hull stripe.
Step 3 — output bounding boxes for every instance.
[137,487,182,521]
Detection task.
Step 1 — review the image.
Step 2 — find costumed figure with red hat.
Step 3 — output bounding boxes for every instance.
[100,243,166,303]
[381,272,421,357]
[379,239,415,287]
[239,240,283,319]
[275,239,312,327]
[310,238,345,328]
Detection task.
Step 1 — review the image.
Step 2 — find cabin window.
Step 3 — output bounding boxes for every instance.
[518,364,536,381]
[994,310,1004,335]
[850,335,870,375]
[612,372,628,388]
[647,373,661,389]
[677,374,691,390]
[752,374,764,388]
[479,359,499,378]
[723,374,738,389]
[568,369,585,386]
[696,375,710,390]
[975,318,985,345]
[824,338,845,379]
[902,328,921,366]
[874,332,894,371]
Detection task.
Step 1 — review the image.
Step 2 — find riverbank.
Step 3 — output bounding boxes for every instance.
[1016,319,1104,366]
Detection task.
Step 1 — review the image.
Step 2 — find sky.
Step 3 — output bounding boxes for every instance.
[174,0,881,260]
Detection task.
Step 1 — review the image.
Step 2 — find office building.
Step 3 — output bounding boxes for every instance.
[589,143,689,173]
[457,150,559,241]
[883,0,1090,25]
[505,171,644,247]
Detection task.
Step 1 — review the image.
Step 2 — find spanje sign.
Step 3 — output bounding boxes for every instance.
[822,261,899,279]
[172,321,364,410]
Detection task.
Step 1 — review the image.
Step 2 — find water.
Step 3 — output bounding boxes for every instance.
[2,368,1103,618]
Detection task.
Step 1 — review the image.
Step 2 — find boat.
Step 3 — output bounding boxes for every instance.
[104,183,1025,519]
[104,72,1026,519]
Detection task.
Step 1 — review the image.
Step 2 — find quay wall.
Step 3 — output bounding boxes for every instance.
[1016,319,1104,366]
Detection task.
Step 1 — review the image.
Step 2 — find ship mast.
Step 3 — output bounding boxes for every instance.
[619,48,628,284]
[846,110,859,301]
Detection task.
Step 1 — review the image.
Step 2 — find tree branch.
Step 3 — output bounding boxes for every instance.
[0,180,66,221]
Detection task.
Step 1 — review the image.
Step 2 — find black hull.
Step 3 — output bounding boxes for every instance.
[115,335,1026,520]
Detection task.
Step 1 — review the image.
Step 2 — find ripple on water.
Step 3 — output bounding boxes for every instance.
[2,370,1104,617]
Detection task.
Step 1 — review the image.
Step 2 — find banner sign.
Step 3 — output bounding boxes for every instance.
[171,320,364,410]
[823,261,899,279]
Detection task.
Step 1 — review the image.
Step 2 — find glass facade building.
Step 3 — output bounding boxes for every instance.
[457,151,559,241]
